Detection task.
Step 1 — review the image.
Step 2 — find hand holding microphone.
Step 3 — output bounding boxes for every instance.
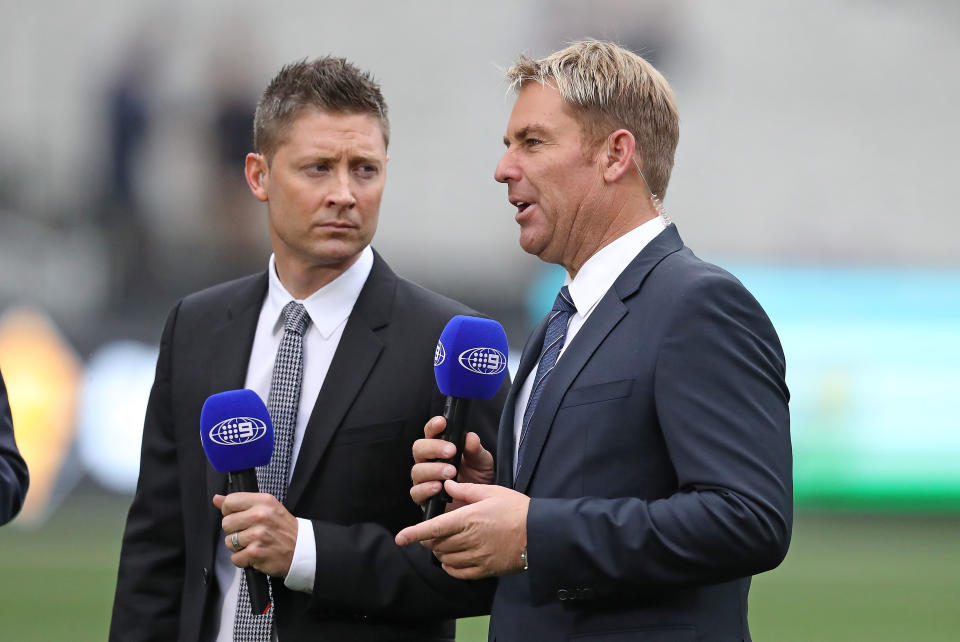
[200,389,274,615]
[416,316,509,520]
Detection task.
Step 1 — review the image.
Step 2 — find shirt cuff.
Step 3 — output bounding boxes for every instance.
[283,517,316,593]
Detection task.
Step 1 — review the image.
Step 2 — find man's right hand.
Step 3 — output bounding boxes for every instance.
[410,416,495,511]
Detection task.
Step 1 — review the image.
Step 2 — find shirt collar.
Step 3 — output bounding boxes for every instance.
[265,246,374,339]
[565,217,668,316]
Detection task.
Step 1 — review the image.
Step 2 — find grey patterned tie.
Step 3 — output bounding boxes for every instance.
[516,286,575,480]
[234,301,311,641]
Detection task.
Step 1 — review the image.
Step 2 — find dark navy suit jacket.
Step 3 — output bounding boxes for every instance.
[0,367,29,525]
[491,225,792,642]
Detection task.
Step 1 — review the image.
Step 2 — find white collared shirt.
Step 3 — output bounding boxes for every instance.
[213,246,374,641]
[512,217,667,475]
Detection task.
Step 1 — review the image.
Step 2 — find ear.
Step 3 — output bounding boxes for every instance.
[601,129,637,183]
[244,153,269,202]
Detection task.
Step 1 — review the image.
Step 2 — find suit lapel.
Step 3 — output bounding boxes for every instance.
[496,317,549,487]
[512,225,685,494]
[512,297,626,493]
[204,273,268,546]
[284,252,395,511]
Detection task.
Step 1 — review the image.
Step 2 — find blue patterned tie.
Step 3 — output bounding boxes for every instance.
[234,301,310,641]
[516,286,575,478]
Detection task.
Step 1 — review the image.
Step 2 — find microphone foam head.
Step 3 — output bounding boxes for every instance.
[200,389,274,473]
[434,315,509,400]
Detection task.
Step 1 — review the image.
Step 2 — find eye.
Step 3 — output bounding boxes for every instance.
[525,138,544,148]
[307,164,329,174]
[355,164,379,177]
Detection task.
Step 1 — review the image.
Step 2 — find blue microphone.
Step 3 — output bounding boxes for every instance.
[200,389,273,615]
[425,316,509,520]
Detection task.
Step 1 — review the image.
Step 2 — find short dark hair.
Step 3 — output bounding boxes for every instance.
[253,57,390,159]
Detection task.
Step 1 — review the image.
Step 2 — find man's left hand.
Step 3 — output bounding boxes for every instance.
[213,492,298,577]
[395,480,529,580]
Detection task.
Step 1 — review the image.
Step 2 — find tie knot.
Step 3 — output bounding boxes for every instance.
[281,301,311,336]
[553,286,576,315]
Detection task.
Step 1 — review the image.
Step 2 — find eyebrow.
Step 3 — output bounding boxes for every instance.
[349,154,384,166]
[301,152,383,166]
[503,123,552,146]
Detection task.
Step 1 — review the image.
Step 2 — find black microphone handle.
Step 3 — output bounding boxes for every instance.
[227,470,272,615]
[424,396,472,521]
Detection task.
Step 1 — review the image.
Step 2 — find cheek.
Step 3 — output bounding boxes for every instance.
[358,185,385,213]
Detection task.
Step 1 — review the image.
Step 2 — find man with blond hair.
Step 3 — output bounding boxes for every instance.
[399,40,792,640]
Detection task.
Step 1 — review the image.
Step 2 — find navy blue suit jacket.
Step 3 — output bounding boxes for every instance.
[490,225,792,642]
[0,367,29,525]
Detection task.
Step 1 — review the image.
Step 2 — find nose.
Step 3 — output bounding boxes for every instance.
[494,149,519,184]
[327,171,357,209]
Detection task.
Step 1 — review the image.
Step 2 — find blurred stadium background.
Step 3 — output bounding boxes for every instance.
[1,1,958,639]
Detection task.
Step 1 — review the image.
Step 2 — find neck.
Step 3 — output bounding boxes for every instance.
[274,253,360,300]
[563,187,658,279]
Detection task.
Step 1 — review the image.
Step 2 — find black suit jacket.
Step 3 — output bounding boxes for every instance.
[490,226,792,642]
[111,252,505,641]
[0,367,29,525]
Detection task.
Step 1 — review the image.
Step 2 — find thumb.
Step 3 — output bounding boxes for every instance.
[443,480,494,504]
[462,432,493,467]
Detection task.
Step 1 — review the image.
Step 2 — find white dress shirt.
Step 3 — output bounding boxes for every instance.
[512,217,667,475]
[212,246,374,641]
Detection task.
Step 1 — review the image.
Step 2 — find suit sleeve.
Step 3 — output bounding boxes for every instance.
[0,368,29,526]
[110,303,186,640]
[526,275,792,603]
[306,378,509,619]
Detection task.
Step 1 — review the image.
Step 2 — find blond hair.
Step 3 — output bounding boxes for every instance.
[506,40,679,198]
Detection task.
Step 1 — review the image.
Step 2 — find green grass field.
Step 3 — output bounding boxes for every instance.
[1,495,957,641]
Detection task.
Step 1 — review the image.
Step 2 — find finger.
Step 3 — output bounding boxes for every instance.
[395,511,463,546]
[461,432,494,469]
[410,480,444,506]
[231,549,252,570]
[412,438,457,465]
[440,562,484,581]
[219,492,266,516]
[224,530,245,553]
[221,512,252,535]
[428,534,474,556]
[434,547,483,568]
[424,415,446,439]
[411,461,458,486]
[442,480,496,505]
[221,498,283,534]
[212,494,226,510]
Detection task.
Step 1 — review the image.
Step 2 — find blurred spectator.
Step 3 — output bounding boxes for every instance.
[101,41,158,300]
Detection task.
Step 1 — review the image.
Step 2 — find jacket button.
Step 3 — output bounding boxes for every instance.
[557,589,569,601]
[201,567,210,584]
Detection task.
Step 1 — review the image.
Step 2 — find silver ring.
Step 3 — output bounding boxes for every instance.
[232,531,243,552]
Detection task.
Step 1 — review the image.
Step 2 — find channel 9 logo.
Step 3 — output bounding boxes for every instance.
[208,416,268,446]
[458,347,507,376]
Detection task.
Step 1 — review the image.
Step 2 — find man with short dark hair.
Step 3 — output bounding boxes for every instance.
[111,57,504,642]
[399,40,792,641]
[0,367,29,526]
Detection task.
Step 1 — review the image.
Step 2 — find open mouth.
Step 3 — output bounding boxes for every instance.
[511,199,535,214]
